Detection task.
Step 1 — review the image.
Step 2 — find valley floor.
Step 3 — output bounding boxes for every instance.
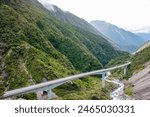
[128,61,150,99]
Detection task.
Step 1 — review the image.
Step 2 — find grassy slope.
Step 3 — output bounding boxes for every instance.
[0,3,76,90]
[106,41,150,79]
[54,77,113,100]
[0,0,123,99]
[128,44,150,76]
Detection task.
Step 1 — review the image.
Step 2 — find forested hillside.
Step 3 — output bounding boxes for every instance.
[0,0,124,99]
[128,42,150,76]
[106,41,150,79]
[40,3,100,36]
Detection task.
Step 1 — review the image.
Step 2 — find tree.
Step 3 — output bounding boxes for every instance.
[0,76,5,97]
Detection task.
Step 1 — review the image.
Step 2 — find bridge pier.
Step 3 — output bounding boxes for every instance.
[37,88,53,100]
[47,89,52,99]
[102,72,111,88]
[102,73,106,88]
[2,62,131,99]
[123,66,127,75]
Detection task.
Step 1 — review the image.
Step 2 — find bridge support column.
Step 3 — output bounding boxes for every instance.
[102,73,106,88]
[47,89,52,99]
[123,66,127,75]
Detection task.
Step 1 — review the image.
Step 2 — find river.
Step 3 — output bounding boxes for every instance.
[104,72,126,100]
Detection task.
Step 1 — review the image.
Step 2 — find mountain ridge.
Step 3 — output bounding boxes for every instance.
[133,40,150,54]
[0,0,124,99]
[41,3,100,36]
[90,20,146,53]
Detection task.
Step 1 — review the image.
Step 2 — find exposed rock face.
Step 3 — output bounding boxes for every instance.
[129,62,150,99]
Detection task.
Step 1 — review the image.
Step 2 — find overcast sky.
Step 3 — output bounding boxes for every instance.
[38,0,150,31]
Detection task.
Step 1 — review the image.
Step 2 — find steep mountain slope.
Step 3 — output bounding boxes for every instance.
[91,21,146,53]
[0,0,76,91]
[106,41,150,99]
[128,42,150,99]
[0,0,123,99]
[134,40,150,54]
[129,41,150,74]
[40,3,120,51]
[0,43,6,97]
[39,2,100,36]
[39,2,121,59]
[106,40,150,78]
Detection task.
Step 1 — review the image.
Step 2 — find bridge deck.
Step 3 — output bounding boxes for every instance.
[2,62,131,98]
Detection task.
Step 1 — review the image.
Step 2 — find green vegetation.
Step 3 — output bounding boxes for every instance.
[0,76,5,97]
[127,45,150,77]
[46,4,100,35]
[135,40,150,53]
[124,84,133,96]
[16,93,37,100]
[106,42,150,97]
[54,77,112,100]
[105,53,131,68]
[107,42,150,79]
[0,0,125,99]
[105,54,131,78]
[4,42,75,90]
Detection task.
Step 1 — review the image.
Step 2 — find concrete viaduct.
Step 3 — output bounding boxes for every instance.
[2,62,131,99]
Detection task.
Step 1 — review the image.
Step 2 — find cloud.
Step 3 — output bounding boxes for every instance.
[38,0,150,30]
[38,0,49,5]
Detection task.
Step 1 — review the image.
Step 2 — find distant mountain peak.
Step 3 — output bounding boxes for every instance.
[90,20,147,53]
